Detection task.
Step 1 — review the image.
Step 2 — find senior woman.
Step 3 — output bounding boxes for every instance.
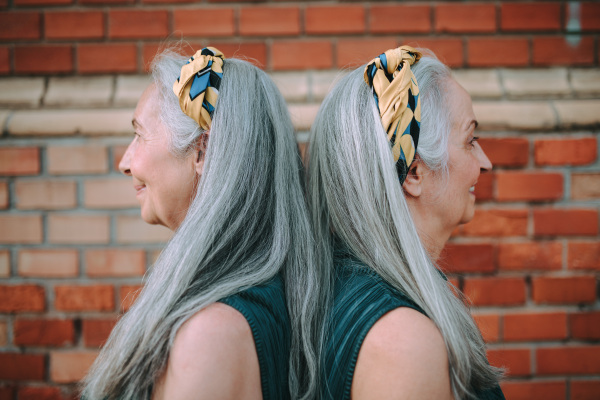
[81,47,321,400]
[307,46,505,399]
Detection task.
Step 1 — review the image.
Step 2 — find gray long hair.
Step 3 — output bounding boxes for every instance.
[307,54,502,399]
[82,50,322,400]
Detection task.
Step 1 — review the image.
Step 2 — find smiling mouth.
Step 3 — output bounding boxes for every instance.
[134,185,146,194]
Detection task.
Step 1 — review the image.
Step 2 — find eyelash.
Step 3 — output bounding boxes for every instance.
[469,136,479,147]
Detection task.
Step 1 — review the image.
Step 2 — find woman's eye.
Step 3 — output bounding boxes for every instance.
[469,136,479,147]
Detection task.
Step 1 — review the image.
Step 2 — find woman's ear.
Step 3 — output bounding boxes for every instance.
[193,131,210,175]
[402,159,423,198]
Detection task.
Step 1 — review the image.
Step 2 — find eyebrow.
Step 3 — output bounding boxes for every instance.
[466,119,479,131]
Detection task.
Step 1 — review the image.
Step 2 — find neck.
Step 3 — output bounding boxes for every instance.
[406,202,452,262]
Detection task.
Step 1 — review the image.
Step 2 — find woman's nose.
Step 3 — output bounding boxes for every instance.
[477,143,493,172]
[119,141,134,176]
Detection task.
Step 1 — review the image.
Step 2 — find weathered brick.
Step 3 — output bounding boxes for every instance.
[369,5,430,34]
[502,68,570,97]
[571,69,600,97]
[54,285,114,312]
[452,70,502,99]
[535,137,597,166]
[86,249,145,277]
[14,319,74,346]
[501,381,566,400]
[82,318,117,347]
[532,276,596,304]
[534,208,598,236]
[0,321,6,346]
[497,241,562,271]
[271,40,332,71]
[0,215,42,244]
[472,313,499,343]
[114,75,152,106]
[45,11,104,40]
[50,351,98,383]
[468,38,529,67]
[116,215,172,244]
[17,387,62,400]
[0,353,44,381]
[0,11,40,41]
[0,147,39,176]
[305,5,365,35]
[570,312,600,340]
[288,104,319,132]
[569,241,600,270]
[109,10,168,39]
[0,181,8,210]
[0,78,44,107]
[84,178,138,209]
[14,45,72,74]
[45,77,112,107]
[0,250,9,277]
[204,42,267,69]
[487,348,530,377]
[18,249,78,278]
[440,243,494,274]
[240,6,300,36]
[173,8,234,37]
[462,208,528,237]
[571,379,600,400]
[0,285,45,312]
[312,70,348,102]
[15,180,77,210]
[496,172,563,202]
[555,100,600,128]
[503,312,567,341]
[269,72,309,103]
[537,346,600,375]
[436,3,496,33]
[78,44,137,74]
[501,2,561,31]
[404,38,464,68]
[473,102,556,131]
[533,37,594,66]
[478,138,529,167]
[463,277,526,306]
[48,214,110,244]
[9,110,133,136]
[336,38,398,68]
[47,145,108,175]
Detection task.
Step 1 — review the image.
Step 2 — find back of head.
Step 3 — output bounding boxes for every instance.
[307,51,502,399]
[82,48,318,400]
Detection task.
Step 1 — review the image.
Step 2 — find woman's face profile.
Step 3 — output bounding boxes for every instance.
[119,85,199,230]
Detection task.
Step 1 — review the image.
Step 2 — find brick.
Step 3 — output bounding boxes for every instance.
[9,109,133,136]
[468,38,529,67]
[82,318,117,347]
[48,214,110,244]
[571,312,600,340]
[109,10,168,39]
[0,46,9,74]
[535,137,597,166]
[502,68,570,97]
[14,319,74,346]
[0,215,42,244]
[487,348,530,377]
[50,351,98,383]
[240,7,300,36]
[0,12,40,41]
[47,145,108,175]
[478,138,528,167]
[45,76,112,107]
[581,3,600,30]
[440,243,494,274]
[272,40,332,71]
[0,285,45,312]
[571,69,600,97]
[120,284,142,311]
[312,70,348,102]
[0,78,44,107]
[306,5,364,35]
[288,104,319,132]
[473,172,493,201]
[534,208,598,236]
[473,101,556,131]
[533,37,594,66]
[14,45,73,74]
[0,321,6,346]
[472,313,499,343]
[15,0,71,5]
[80,0,133,4]
[569,241,600,270]
[86,249,145,277]
[463,277,526,306]
[404,38,463,68]
[369,5,430,34]
[15,180,77,210]
[114,75,152,106]
[18,249,78,278]
[0,250,9,277]
[116,215,172,244]
[496,172,563,202]
[555,100,600,128]
[113,145,128,171]
[18,387,62,400]
[571,380,600,400]
[84,178,138,209]
[503,312,567,341]
[45,11,104,40]
[532,276,596,304]
[497,241,562,271]
[0,353,44,381]
[55,285,114,312]
[173,8,234,37]
[205,42,267,69]
[269,72,309,102]
[0,181,7,209]
[537,346,600,375]
[0,387,14,400]
[336,38,398,68]
[79,44,137,74]
[0,147,39,176]
[452,70,502,99]
[500,381,566,400]
[501,2,561,31]
[436,4,496,33]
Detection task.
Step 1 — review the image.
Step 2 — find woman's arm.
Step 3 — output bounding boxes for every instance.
[352,307,454,400]
[153,303,262,400]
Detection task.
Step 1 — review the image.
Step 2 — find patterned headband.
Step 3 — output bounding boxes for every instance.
[173,47,225,130]
[364,45,422,185]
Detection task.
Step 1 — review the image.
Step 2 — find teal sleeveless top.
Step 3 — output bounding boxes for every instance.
[219,273,291,400]
[322,251,505,400]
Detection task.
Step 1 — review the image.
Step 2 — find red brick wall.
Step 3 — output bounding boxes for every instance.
[0,1,599,399]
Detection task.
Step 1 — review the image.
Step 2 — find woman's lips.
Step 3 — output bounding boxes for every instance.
[134,185,146,195]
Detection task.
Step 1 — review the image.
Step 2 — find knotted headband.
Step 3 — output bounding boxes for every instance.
[173,47,225,130]
[364,46,422,184]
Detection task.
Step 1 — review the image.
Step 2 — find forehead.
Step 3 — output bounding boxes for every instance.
[133,85,162,130]
[445,79,475,130]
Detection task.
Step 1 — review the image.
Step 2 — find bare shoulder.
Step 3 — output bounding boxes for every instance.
[352,307,454,400]
[153,303,262,400]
